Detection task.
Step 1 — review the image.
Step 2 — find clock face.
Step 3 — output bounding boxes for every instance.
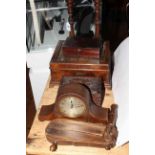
[58,96,86,118]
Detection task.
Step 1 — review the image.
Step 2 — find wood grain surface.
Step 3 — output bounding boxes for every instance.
[26,76,129,155]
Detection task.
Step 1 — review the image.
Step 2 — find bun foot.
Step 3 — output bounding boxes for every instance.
[50,142,57,152]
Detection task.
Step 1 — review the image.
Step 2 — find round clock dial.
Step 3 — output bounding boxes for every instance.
[58,96,86,118]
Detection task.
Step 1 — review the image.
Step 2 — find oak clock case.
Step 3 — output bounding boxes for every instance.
[39,82,110,124]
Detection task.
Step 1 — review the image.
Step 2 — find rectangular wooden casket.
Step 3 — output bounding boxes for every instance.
[50,40,111,88]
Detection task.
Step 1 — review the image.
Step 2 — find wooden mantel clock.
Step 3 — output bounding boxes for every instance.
[38,0,118,152]
[39,78,110,123]
[39,77,118,151]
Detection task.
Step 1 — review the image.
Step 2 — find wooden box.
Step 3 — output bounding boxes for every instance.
[50,40,111,88]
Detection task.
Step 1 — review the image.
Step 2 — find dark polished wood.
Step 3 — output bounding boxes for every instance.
[50,40,111,88]
[101,0,129,52]
[94,0,101,38]
[62,36,100,58]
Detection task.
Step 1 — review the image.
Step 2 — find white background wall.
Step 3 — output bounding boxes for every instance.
[26,48,54,108]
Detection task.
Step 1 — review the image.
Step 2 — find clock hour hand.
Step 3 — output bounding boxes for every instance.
[70,100,74,109]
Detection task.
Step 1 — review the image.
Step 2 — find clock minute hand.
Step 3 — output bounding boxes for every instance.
[74,105,83,108]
